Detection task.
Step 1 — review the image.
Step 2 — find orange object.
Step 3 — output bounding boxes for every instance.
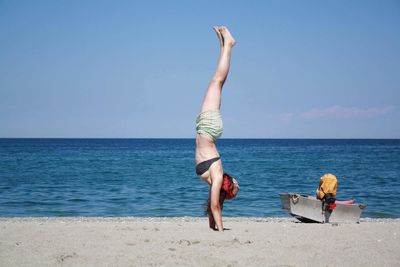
[316,173,337,200]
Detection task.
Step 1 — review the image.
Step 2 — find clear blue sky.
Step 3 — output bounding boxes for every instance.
[1,0,399,138]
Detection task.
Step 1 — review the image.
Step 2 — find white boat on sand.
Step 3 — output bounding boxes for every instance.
[279,193,366,223]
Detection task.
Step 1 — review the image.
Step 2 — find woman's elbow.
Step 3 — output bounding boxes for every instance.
[210,202,221,212]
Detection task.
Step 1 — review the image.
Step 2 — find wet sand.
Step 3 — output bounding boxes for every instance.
[0,217,399,266]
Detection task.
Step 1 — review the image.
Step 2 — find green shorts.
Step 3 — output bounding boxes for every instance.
[196,110,223,142]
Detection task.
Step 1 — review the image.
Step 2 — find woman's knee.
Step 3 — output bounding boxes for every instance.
[210,76,225,87]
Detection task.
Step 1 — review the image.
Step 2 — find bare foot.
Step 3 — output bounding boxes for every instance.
[213,26,223,47]
[218,26,236,48]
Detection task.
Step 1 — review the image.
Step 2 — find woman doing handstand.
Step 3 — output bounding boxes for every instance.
[195,26,239,232]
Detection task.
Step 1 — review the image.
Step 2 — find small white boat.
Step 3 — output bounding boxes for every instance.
[279,193,366,223]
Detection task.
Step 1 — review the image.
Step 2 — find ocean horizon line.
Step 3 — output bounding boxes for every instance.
[1,137,399,140]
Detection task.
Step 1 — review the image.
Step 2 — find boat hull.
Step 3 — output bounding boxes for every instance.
[279,193,366,223]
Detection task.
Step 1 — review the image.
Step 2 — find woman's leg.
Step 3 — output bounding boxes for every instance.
[201,26,236,112]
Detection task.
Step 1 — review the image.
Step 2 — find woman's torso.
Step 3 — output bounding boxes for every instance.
[195,134,223,183]
[195,134,220,164]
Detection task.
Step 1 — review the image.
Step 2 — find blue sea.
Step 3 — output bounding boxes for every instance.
[0,139,399,218]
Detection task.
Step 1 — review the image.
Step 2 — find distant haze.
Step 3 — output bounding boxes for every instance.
[1,1,399,138]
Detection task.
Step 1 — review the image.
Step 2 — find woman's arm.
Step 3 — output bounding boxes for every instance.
[207,201,216,230]
[207,191,226,230]
[210,176,224,231]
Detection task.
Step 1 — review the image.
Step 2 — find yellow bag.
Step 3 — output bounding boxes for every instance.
[316,173,337,200]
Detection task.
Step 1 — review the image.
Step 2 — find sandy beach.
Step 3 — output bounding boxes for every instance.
[0,217,399,267]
